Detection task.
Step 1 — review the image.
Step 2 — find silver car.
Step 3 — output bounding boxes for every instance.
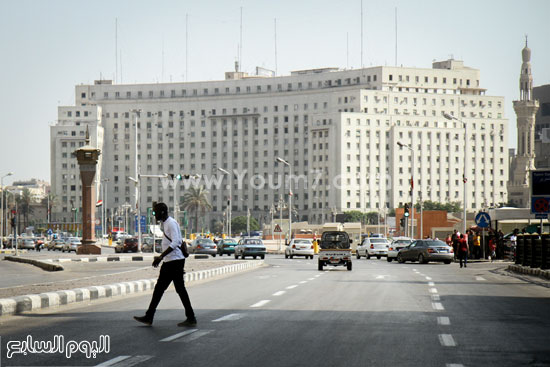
[387,238,412,262]
[62,237,81,252]
[191,238,217,257]
[357,238,390,259]
[397,239,453,264]
[20,238,36,250]
[235,238,266,260]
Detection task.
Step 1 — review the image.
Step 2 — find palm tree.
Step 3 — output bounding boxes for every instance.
[181,186,212,233]
[41,192,58,224]
[18,189,34,230]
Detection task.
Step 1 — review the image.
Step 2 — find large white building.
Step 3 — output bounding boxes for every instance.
[50,59,509,230]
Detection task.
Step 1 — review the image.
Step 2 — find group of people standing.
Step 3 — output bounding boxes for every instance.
[445,228,517,266]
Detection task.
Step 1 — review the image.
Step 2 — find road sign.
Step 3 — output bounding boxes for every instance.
[135,215,147,233]
[531,197,550,214]
[47,229,53,236]
[532,170,550,196]
[475,212,491,228]
[274,224,282,233]
[535,213,548,220]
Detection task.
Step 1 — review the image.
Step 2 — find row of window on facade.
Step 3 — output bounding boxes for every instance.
[387,74,478,87]
[365,95,501,109]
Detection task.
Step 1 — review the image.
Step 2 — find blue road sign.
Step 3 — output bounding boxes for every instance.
[475,212,491,228]
[135,215,147,233]
[47,229,53,236]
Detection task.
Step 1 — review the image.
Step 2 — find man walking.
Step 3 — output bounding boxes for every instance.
[134,202,196,327]
[458,234,469,268]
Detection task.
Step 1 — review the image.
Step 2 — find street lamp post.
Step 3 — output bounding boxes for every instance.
[397,142,415,239]
[444,113,468,235]
[1,172,13,246]
[131,109,142,251]
[101,178,109,241]
[218,168,232,237]
[276,157,292,241]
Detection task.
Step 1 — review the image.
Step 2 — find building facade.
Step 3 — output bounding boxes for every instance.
[50,59,508,231]
[534,84,550,169]
[508,41,539,207]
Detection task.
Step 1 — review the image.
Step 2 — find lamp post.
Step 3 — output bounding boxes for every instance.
[218,168,232,237]
[130,109,142,250]
[101,178,109,241]
[397,142,415,239]
[276,196,286,252]
[444,113,467,235]
[1,172,13,245]
[269,205,275,239]
[276,157,292,241]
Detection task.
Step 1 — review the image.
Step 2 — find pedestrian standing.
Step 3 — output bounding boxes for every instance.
[134,202,196,327]
[451,230,459,261]
[489,237,496,262]
[474,233,481,259]
[458,234,469,268]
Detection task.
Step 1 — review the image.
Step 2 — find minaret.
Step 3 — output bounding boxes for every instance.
[508,37,539,207]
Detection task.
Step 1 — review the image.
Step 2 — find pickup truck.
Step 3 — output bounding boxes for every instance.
[318,231,353,271]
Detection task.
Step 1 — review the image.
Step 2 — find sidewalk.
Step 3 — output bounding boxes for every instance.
[0,257,264,317]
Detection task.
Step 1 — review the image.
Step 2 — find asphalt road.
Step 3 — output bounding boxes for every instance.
[1,256,549,367]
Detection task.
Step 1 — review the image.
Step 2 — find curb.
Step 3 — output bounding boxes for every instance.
[0,250,28,254]
[4,256,64,272]
[508,264,550,280]
[0,260,264,317]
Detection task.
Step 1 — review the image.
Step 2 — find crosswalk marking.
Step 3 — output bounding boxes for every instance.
[432,302,445,310]
[96,356,131,366]
[212,313,245,322]
[429,288,438,293]
[177,330,213,342]
[160,329,198,342]
[439,334,457,347]
[272,291,286,296]
[431,294,441,301]
[475,276,486,281]
[428,282,435,286]
[437,317,451,325]
[96,355,153,367]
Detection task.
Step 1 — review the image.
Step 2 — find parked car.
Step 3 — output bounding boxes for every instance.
[191,238,217,257]
[235,238,266,259]
[62,237,81,253]
[285,239,314,259]
[387,237,412,262]
[142,237,162,253]
[217,238,238,256]
[397,239,453,264]
[356,238,390,259]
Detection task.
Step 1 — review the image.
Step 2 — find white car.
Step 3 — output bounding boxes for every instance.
[387,238,412,262]
[62,237,81,252]
[285,239,314,259]
[356,238,390,259]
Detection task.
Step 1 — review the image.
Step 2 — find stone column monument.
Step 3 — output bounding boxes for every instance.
[73,127,102,254]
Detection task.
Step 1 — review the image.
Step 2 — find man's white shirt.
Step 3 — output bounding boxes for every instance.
[161,216,185,262]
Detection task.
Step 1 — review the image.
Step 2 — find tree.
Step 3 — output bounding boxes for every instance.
[231,216,259,233]
[181,186,212,233]
[415,200,462,213]
[365,211,379,225]
[343,210,364,223]
[41,192,58,223]
[17,189,34,231]
[211,220,224,234]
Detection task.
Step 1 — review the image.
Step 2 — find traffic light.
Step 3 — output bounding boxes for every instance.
[11,217,16,227]
[176,174,190,180]
[404,203,410,217]
[400,217,405,228]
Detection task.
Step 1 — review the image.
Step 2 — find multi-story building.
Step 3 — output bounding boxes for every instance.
[50,59,508,230]
[534,84,550,169]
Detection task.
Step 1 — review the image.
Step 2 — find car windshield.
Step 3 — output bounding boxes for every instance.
[224,241,238,245]
[68,237,79,241]
[198,239,213,244]
[320,232,350,249]
[394,240,410,245]
[295,240,311,244]
[244,240,263,245]
[370,239,388,244]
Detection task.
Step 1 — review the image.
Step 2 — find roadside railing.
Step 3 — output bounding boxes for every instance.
[516,233,550,270]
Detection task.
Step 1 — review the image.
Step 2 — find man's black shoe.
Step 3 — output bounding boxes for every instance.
[134,315,153,326]
[177,318,197,327]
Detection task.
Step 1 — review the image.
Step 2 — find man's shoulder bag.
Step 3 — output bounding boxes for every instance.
[163,232,189,258]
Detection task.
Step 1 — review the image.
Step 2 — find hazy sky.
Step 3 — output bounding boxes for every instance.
[1,0,549,185]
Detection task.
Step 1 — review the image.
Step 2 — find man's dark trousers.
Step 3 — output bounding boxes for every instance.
[146,259,195,320]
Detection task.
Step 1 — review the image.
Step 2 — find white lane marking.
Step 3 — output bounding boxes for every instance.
[429,288,438,294]
[437,317,451,326]
[428,282,435,286]
[96,356,131,366]
[286,285,298,289]
[299,281,308,284]
[425,276,432,280]
[308,278,315,281]
[432,302,445,310]
[250,300,271,308]
[431,294,441,301]
[160,329,198,342]
[446,364,464,367]
[412,268,418,271]
[475,276,486,281]
[439,334,457,347]
[272,291,286,296]
[375,275,389,279]
[179,330,213,342]
[212,313,245,322]
[315,274,322,277]
[96,355,153,367]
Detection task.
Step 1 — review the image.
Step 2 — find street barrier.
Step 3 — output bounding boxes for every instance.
[516,233,549,270]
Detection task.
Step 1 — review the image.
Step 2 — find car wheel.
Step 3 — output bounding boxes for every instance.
[212,254,216,258]
[347,261,352,271]
[367,254,371,259]
[290,254,294,259]
[356,252,361,259]
[387,257,392,262]
[260,255,265,260]
[444,260,451,264]
[418,254,426,264]
[377,256,381,260]
[397,254,404,263]
[285,253,289,259]
[310,255,314,260]
[318,261,324,271]
[234,253,238,259]
[253,256,257,259]
[241,254,246,260]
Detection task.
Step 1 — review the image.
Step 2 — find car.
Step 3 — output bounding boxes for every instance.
[397,239,454,264]
[217,238,238,256]
[235,238,266,259]
[52,238,66,251]
[387,237,412,262]
[356,238,390,259]
[62,237,81,252]
[285,239,314,259]
[121,237,139,253]
[317,231,353,271]
[191,238,217,257]
[20,238,36,250]
[142,237,162,253]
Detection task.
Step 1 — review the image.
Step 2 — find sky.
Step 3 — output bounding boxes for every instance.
[0,0,549,185]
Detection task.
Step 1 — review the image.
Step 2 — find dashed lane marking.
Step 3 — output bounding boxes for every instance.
[475,276,486,281]
[272,291,286,296]
[95,355,154,366]
[286,285,298,289]
[160,329,198,342]
[250,300,271,308]
[315,274,322,277]
[429,288,438,293]
[212,313,245,322]
[439,334,457,347]
[176,330,213,343]
[299,281,308,284]
[428,282,435,286]
[446,364,464,367]
[307,277,315,281]
[425,276,432,280]
[437,317,451,325]
[432,302,445,310]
